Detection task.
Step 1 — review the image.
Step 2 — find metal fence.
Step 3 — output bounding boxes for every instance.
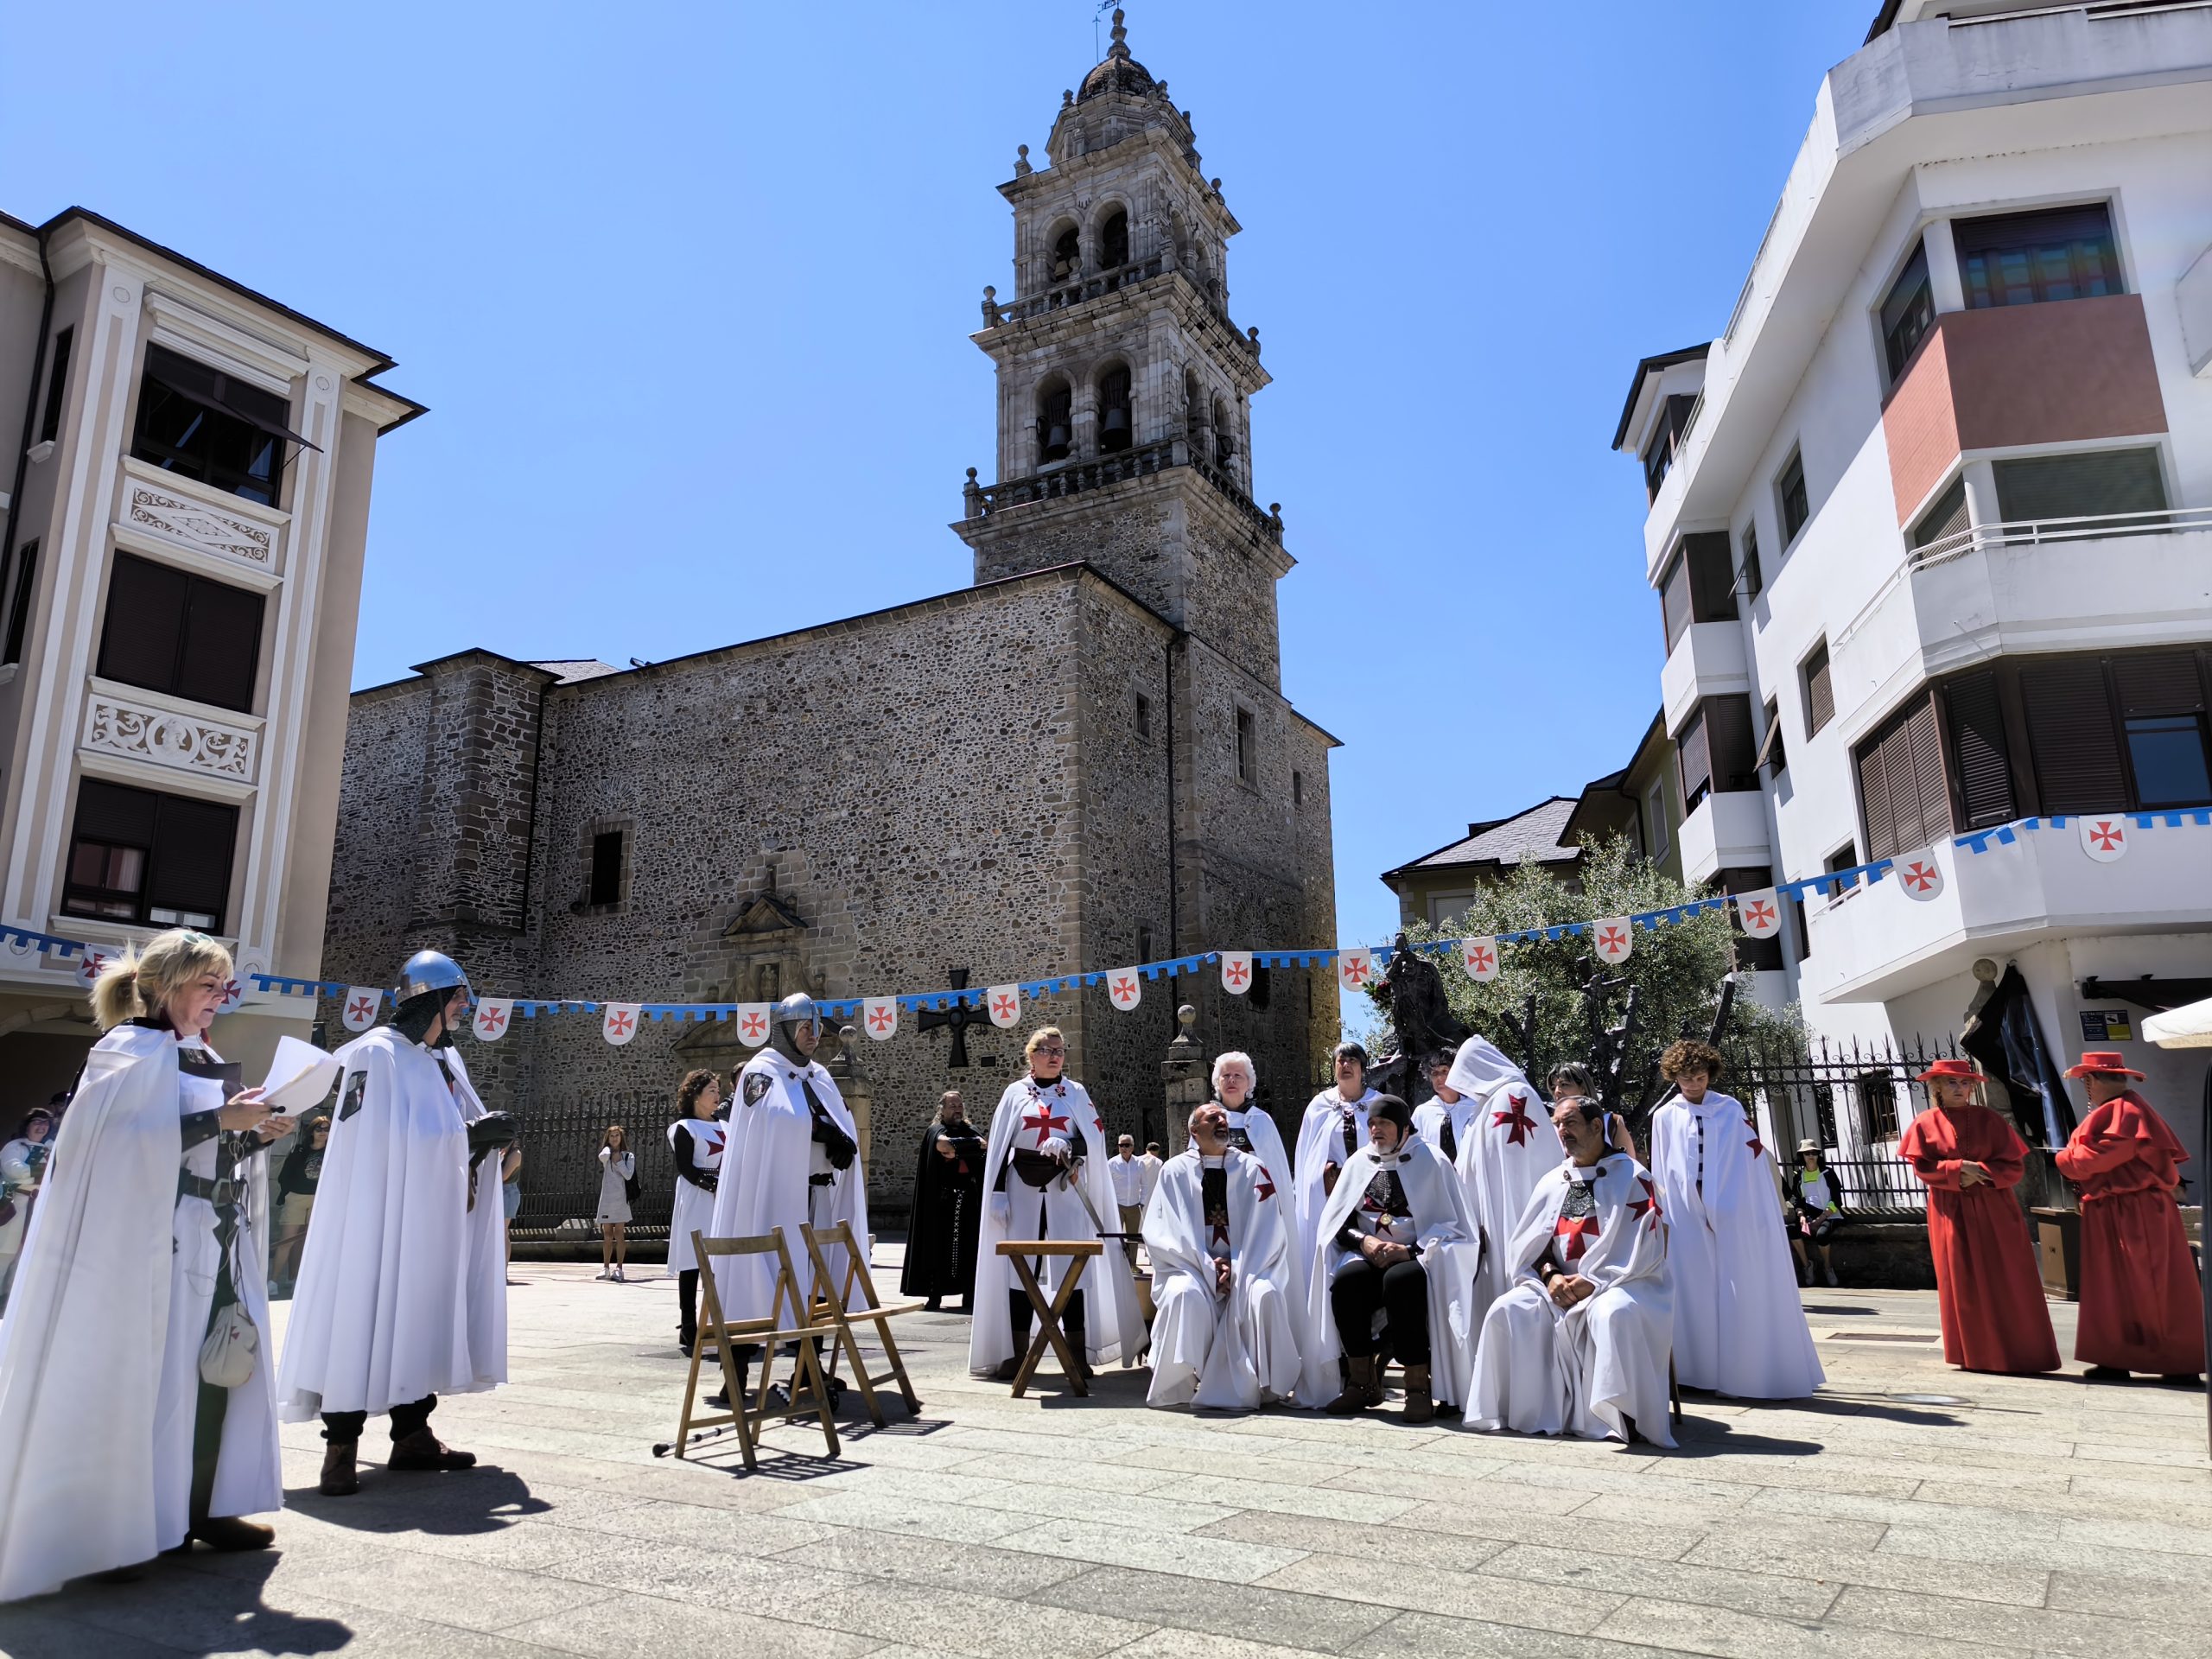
[508,1090,679,1243]
[1723,1031,1962,1217]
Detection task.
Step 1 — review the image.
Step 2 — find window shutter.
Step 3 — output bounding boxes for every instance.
[2022,660,2126,812]
[73,779,158,847]
[98,555,188,689]
[178,577,264,712]
[1707,696,1758,791]
[1859,722,1898,862]
[2113,652,2204,717]
[1945,671,2016,828]
[1678,709,1712,804]
[1660,556,1691,652]
[149,795,238,922]
[1902,696,1948,849]
[1910,478,1969,551]
[1804,642,1834,736]
[1993,449,2167,522]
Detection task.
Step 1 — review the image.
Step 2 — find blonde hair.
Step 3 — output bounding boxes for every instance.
[89,930,235,1032]
[1024,1025,1065,1058]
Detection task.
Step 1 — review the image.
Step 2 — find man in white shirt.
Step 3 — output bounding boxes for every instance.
[1109,1134,1146,1265]
[1141,1142,1165,1203]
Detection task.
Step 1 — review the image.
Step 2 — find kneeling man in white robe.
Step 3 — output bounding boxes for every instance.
[1472,1090,1676,1447]
[1143,1104,1300,1409]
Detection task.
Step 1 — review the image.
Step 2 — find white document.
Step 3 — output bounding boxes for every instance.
[261,1034,341,1116]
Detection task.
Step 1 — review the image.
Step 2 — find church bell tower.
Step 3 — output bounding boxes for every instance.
[954,9,1293,687]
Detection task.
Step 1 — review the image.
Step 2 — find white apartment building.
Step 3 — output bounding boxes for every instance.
[0,207,421,1103]
[1614,1,2212,1166]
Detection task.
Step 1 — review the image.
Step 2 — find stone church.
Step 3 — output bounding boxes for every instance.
[321,14,1340,1224]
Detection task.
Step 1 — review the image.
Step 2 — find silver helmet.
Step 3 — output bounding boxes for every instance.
[771,991,821,1040]
[394,949,472,1005]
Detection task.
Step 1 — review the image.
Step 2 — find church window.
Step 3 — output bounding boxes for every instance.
[1100,207,1129,270]
[1211,397,1233,467]
[1036,377,1072,465]
[1135,691,1152,737]
[1292,769,1304,806]
[1139,925,1155,964]
[1099,365,1133,454]
[1050,224,1082,284]
[1236,707,1255,784]
[64,778,236,931]
[588,830,626,906]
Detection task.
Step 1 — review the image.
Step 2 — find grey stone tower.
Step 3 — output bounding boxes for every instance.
[955,8,1293,687]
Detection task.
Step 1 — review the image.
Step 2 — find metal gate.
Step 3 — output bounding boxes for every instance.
[508,1090,677,1244]
[1724,1032,1961,1217]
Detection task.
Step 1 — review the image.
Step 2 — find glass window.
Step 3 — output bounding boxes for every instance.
[131,346,298,506]
[39,327,73,444]
[1993,448,2166,524]
[1738,524,1762,601]
[97,553,264,713]
[1778,451,1810,544]
[1880,243,1934,382]
[1910,477,1970,553]
[1236,708,1255,784]
[1644,781,1669,860]
[1956,204,2120,310]
[2125,715,2212,808]
[588,830,625,906]
[3,541,35,666]
[63,779,237,931]
[1134,692,1151,739]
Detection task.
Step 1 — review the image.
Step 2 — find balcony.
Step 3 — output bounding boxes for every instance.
[1661,620,1749,737]
[963,435,1284,544]
[1804,816,2212,1007]
[1833,508,2212,738]
[980,255,1262,359]
[1678,788,1770,887]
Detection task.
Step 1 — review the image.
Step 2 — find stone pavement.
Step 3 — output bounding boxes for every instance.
[3,1255,2208,1658]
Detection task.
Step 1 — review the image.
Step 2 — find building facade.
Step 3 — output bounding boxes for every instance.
[1613,0,2212,1166]
[0,207,420,1102]
[320,16,1341,1223]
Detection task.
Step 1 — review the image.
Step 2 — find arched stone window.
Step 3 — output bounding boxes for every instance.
[1049,223,1081,285]
[1211,396,1234,467]
[1036,375,1073,465]
[1099,207,1129,270]
[1184,368,1204,435]
[1098,364,1134,454]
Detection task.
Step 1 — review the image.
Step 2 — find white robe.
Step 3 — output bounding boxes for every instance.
[1143,1149,1300,1408]
[665,1115,727,1274]
[709,1052,869,1322]
[0,1027,281,1599]
[1447,1050,1567,1341]
[1221,1103,1299,1307]
[1647,1091,1823,1399]
[969,1075,1144,1376]
[277,1031,507,1421]
[1291,1087,1378,1296]
[1294,1136,1484,1409]
[1471,1153,1676,1447]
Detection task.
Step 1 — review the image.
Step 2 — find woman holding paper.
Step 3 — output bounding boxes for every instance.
[595,1125,634,1281]
[0,928,297,1599]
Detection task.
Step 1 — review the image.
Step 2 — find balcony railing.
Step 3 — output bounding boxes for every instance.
[963,435,1284,543]
[981,256,1261,357]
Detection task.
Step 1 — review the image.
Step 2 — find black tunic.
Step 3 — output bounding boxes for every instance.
[901,1121,986,1298]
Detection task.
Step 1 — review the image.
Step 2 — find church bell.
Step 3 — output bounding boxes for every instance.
[1044,423,1071,460]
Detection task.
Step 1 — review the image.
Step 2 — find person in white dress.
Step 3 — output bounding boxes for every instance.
[1210,1051,1298,1306]
[595,1125,635,1281]
[0,1107,55,1313]
[1292,1043,1382,1302]
[1646,1039,1822,1400]
[0,930,297,1598]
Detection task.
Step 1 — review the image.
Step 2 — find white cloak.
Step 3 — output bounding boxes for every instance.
[1142,1149,1300,1408]
[1471,1153,1675,1446]
[969,1075,1144,1376]
[1647,1091,1822,1399]
[665,1116,727,1275]
[0,1027,279,1599]
[277,1030,507,1421]
[1221,1103,1299,1308]
[1291,1087,1378,1292]
[1448,1052,1567,1340]
[1294,1136,1484,1409]
[709,1052,870,1322]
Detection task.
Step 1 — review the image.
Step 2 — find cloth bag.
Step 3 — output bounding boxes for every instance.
[199,1300,260,1388]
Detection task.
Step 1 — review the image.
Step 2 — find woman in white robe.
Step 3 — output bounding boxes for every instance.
[0,931,296,1599]
[666,1069,727,1356]
[1291,1043,1382,1306]
[1208,1052,1299,1307]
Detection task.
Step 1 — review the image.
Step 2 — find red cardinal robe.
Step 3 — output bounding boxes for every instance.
[2053,1090,2204,1376]
[1897,1103,2059,1374]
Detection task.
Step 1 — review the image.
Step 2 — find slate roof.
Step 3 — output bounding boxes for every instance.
[530,660,622,684]
[1381,796,1582,886]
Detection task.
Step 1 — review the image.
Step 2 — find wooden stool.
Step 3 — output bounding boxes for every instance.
[800,1220,924,1427]
[996,1239,1101,1397]
[675,1228,842,1471]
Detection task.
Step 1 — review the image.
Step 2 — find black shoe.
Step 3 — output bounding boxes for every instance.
[2084,1365,2132,1381]
[704,1389,729,1409]
[925,1297,942,1312]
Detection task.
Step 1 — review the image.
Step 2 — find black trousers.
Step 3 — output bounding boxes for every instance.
[1330,1256,1430,1366]
[678,1268,699,1345]
[1007,1287,1086,1356]
[321,1394,437,1446]
[188,1264,239,1525]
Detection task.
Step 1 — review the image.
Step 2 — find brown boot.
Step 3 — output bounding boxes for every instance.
[191,1516,275,1552]
[388,1428,476,1471]
[1401,1364,1434,1425]
[1326,1356,1378,1415]
[319,1441,359,1497]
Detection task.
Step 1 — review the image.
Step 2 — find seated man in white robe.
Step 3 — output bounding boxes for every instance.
[1143,1103,1300,1409]
[1471,1090,1675,1447]
[1294,1096,1483,1422]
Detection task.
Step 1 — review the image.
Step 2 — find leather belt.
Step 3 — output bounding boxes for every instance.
[178,1170,242,1208]
[808,1173,836,1187]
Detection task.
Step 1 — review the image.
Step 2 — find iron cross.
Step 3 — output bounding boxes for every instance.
[918,968,988,1069]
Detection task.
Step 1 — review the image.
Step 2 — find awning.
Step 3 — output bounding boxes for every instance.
[1753,715,1784,773]
[144,363,322,456]
[2144,996,2212,1049]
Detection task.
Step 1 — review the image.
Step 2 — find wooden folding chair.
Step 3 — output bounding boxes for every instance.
[996,1238,1102,1397]
[799,1221,924,1427]
[674,1229,842,1471]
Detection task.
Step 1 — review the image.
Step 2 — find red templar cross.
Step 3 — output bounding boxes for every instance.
[1554,1213,1601,1262]
[1741,898,1777,931]
[2088,819,2124,852]
[993,992,1019,1021]
[1021,1103,1070,1146]
[1900,859,1939,893]
[1629,1174,1662,1230]
[1111,977,1137,1004]
[1341,956,1371,988]
[1255,1168,1276,1203]
[1598,925,1628,956]
[741,1011,767,1041]
[1466,944,1496,975]
[868,1004,895,1034]
[1744,1114,1764,1160]
[606,1008,636,1040]
[1224,957,1250,988]
[477,1005,508,1037]
[347,994,376,1025]
[1492,1092,1537,1146]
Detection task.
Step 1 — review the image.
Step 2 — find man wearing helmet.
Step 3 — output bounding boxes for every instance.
[706,993,870,1402]
[276,950,516,1497]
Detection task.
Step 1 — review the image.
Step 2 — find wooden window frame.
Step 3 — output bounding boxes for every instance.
[1802,639,1834,739]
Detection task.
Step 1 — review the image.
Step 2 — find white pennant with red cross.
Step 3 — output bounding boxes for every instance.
[216,971,247,1014]
[473,998,513,1042]
[986,984,1022,1028]
[1219,950,1253,995]
[2078,814,2129,863]
[341,987,383,1032]
[1107,969,1142,1011]
[603,1002,641,1046]
[1735,888,1783,938]
[75,948,113,992]
[735,1003,772,1046]
[1893,847,1946,902]
[1460,936,1500,982]
[862,995,898,1039]
[1338,947,1375,992]
[1592,917,1633,964]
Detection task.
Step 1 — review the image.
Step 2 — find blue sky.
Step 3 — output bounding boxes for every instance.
[3,0,1871,967]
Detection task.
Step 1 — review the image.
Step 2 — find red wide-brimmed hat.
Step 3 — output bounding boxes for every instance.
[1916,1058,1984,1084]
[2063,1050,2145,1079]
